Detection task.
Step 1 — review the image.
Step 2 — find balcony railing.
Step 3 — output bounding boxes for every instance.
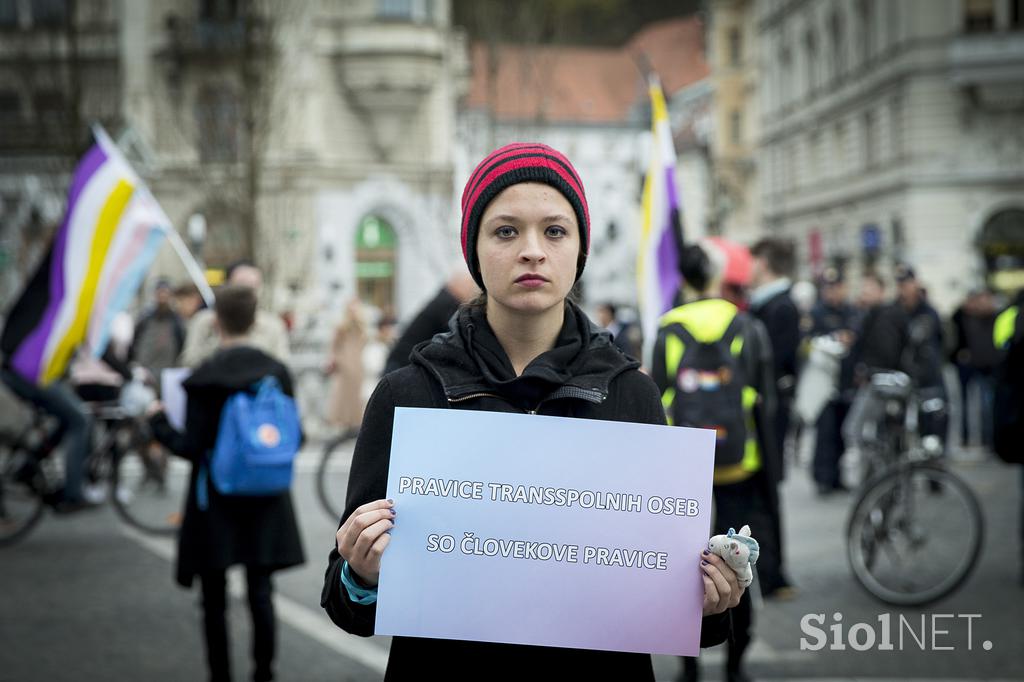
[949,31,1024,85]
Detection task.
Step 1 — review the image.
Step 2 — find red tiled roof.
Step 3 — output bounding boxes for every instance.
[463,16,708,124]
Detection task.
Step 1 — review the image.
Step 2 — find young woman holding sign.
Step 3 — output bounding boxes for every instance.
[321,144,743,679]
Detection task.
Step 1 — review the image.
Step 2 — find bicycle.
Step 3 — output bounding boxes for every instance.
[316,427,359,522]
[0,380,185,546]
[843,370,984,606]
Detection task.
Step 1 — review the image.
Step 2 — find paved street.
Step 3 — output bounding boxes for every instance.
[1,439,1021,681]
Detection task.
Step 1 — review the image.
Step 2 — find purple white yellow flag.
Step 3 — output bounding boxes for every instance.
[2,128,169,385]
[637,76,684,368]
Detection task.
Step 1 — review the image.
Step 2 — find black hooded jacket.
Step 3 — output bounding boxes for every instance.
[149,346,305,587]
[321,302,730,680]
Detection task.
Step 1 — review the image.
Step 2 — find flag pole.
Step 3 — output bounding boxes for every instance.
[92,123,216,307]
[163,220,216,307]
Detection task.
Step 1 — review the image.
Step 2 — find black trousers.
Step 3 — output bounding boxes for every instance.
[199,567,275,682]
[813,399,850,489]
[682,475,775,676]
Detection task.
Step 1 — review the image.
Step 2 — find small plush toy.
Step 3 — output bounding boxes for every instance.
[707,525,760,588]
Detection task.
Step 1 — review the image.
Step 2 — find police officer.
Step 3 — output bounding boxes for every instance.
[809,267,859,496]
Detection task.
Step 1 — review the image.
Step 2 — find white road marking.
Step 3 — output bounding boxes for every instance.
[120,526,389,675]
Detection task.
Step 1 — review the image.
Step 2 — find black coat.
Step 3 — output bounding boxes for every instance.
[384,286,461,374]
[150,345,305,587]
[750,288,800,400]
[321,302,730,681]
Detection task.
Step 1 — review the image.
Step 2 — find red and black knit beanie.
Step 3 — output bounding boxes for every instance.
[460,143,590,290]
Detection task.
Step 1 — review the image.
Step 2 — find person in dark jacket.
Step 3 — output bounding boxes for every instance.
[747,237,798,599]
[131,278,186,388]
[950,288,1000,448]
[382,270,478,374]
[148,285,305,682]
[809,267,859,496]
[321,143,741,681]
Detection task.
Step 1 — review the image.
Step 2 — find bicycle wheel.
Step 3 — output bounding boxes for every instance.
[0,442,46,547]
[847,462,983,606]
[317,430,358,522]
[111,444,185,536]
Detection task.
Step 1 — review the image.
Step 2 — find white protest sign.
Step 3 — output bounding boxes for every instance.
[160,367,191,431]
[375,407,717,656]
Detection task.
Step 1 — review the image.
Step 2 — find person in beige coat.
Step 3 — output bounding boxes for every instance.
[326,298,367,429]
[179,262,290,368]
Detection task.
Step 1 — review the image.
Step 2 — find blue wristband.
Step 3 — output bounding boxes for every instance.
[341,561,378,605]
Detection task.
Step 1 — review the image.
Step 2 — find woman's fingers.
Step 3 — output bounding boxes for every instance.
[701,554,744,611]
[702,574,721,615]
[352,517,395,559]
[337,500,395,558]
[701,557,733,612]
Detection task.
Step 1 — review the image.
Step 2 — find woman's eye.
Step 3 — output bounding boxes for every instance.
[546,225,567,238]
[496,226,516,238]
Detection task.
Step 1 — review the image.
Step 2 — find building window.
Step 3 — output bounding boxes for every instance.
[1012,0,1024,27]
[780,44,792,106]
[830,11,846,79]
[730,109,742,145]
[809,131,822,183]
[889,96,902,161]
[200,0,241,21]
[729,27,742,67]
[804,30,818,94]
[788,141,799,189]
[964,0,996,32]
[0,0,17,27]
[0,90,19,123]
[355,215,396,312]
[863,110,876,168]
[31,0,68,26]
[859,0,874,65]
[195,87,241,163]
[833,120,847,177]
[378,0,434,23]
[34,91,64,129]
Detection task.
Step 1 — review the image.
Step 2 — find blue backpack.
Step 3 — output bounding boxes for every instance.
[208,376,301,497]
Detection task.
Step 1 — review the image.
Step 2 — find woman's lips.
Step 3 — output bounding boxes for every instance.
[514,274,548,288]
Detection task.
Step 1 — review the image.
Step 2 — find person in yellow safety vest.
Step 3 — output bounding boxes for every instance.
[652,240,780,682]
[992,291,1023,586]
[993,299,1019,351]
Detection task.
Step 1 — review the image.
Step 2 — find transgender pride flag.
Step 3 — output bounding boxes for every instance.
[637,76,684,368]
[1,127,169,385]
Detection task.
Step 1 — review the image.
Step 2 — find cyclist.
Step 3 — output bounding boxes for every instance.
[0,355,119,513]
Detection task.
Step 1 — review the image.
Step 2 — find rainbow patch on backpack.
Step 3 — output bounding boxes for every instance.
[678,367,733,393]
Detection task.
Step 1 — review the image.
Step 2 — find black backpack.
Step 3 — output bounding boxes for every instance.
[665,316,747,468]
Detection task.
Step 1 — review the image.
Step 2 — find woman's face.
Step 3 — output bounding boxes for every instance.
[476,182,580,317]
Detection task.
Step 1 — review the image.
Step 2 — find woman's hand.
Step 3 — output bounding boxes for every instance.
[336,499,396,587]
[145,400,164,418]
[701,550,744,615]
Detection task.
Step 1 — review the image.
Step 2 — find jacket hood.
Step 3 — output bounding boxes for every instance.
[183,345,283,395]
[410,300,638,404]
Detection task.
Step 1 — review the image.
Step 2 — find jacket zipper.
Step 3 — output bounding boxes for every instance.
[447,387,607,414]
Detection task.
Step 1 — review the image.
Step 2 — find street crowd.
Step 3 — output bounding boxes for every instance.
[3,142,1022,682]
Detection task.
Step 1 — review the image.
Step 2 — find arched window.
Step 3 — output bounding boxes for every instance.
[978,208,1024,292]
[355,215,397,311]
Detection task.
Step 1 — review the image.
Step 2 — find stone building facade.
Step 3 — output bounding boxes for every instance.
[756,0,1024,310]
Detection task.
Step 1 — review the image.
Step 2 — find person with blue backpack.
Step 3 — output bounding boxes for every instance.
[147,284,305,682]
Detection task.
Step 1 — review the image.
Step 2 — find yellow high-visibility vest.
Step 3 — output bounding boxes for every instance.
[658,299,762,485]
